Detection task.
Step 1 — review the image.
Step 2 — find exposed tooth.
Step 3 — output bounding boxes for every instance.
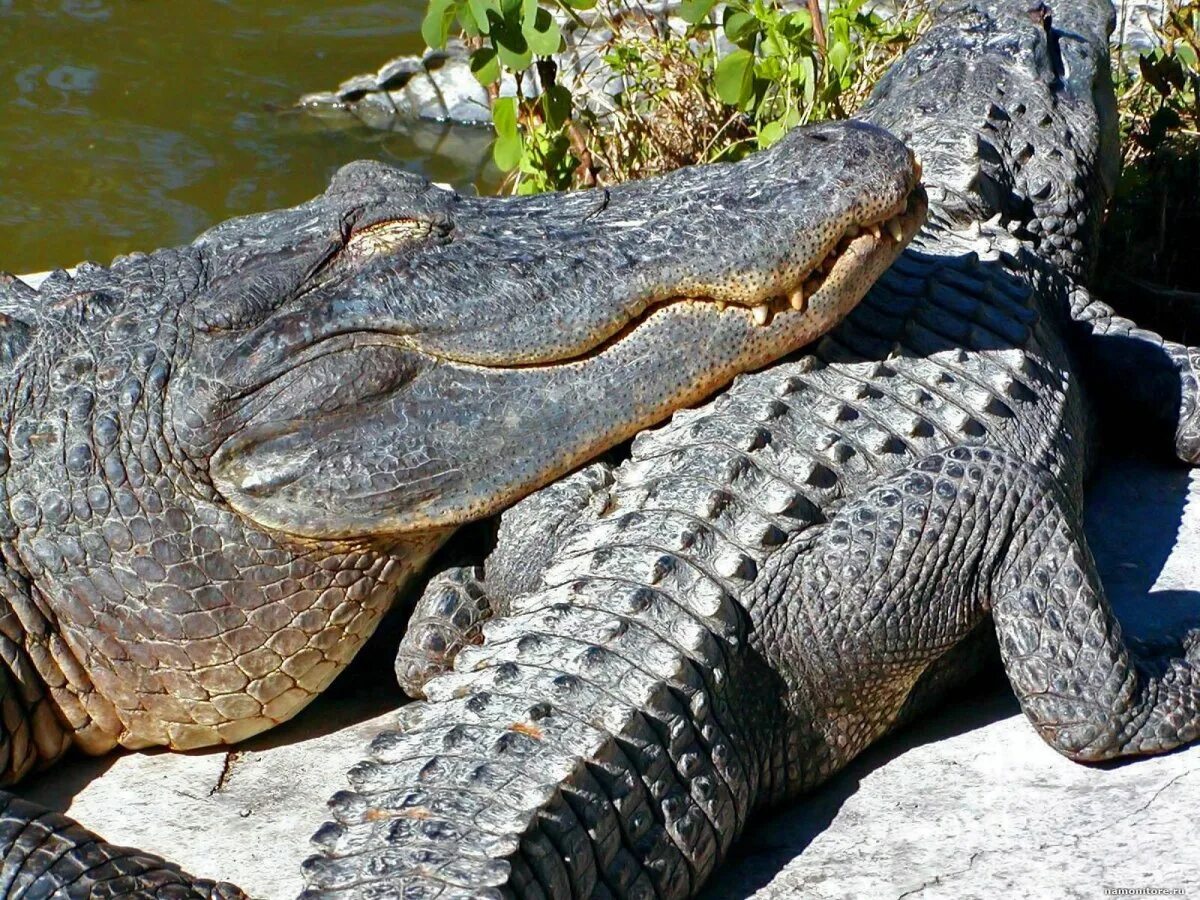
[886,217,904,242]
[752,304,770,326]
[789,289,807,311]
[868,224,882,240]
[716,301,727,312]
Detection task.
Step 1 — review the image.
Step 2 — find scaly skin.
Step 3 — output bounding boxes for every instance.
[0,121,922,895]
[304,1,1200,897]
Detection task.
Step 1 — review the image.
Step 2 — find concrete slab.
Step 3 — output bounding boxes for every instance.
[20,453,1200,898]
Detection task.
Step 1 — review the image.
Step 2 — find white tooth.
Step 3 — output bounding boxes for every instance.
[844,224,860,238]
[715,301,727,312]
[752,304,770,326]
[869,224,882,239]
[887,217,904,242]
[789,289,806,311]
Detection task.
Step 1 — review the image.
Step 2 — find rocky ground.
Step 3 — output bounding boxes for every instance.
[21,450,1200,898]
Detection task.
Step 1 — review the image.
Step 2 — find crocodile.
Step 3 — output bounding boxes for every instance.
[0,122,923,894]
[297,0,1200,897]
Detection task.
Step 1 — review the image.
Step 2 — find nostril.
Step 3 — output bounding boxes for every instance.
[809,132,831,143]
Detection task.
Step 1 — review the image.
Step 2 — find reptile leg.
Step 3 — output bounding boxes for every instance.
[395,462,615,698]
[758,445,1044,794]
[395,565,490,699]
[396,460,614,700]
[0,791,245,898]
[992,494,1200,761]
[768,443,1200,776]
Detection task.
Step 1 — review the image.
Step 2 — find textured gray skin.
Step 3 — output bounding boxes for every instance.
[303,0,1200,897]
[0,122,920,896]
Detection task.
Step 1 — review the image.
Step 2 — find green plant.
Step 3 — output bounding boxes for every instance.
[1099,0,1200,339]
[420,0,593,193]
[692,0,921,151]
[420,0,926,191]
[1113,0,1199,167]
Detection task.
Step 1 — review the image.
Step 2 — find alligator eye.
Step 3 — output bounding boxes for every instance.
[346,219,438,259]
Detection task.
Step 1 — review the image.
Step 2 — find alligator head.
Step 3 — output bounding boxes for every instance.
[177,120,925,539]
[0,120,923,766]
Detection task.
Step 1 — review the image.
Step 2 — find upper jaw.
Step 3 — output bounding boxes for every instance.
[190,119,922,386]
[252,125,924,372]
[202,189,927,543]
[189,121,926,537]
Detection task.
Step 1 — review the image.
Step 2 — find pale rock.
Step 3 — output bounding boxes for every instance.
[20,453,1200,898]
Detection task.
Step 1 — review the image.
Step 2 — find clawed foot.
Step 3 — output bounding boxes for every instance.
[394,565,490,699]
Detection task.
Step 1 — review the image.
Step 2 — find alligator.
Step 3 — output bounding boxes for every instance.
[296,0,1200,896]
[0,121,923,894]
[298,0,1167,132]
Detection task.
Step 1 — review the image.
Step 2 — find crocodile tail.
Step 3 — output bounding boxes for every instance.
[302,516,775,898]
[0,791,246,898]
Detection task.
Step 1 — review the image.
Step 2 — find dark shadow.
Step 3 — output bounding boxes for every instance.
[18,750,119,814]
[1098,141,1200,345]
[1084,451,1200,647]
[701,676,1016,899]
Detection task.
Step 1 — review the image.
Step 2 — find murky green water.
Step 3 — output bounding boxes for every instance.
[0,0,496,274]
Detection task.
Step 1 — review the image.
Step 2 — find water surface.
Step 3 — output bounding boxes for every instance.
[0,0,495,274]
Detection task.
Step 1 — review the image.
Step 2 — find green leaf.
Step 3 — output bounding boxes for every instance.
[421,0,459,48]
[492,97,523,170]
[457,2,482,35]
[785,9,812,33]
[760,30,787,59]
[800,54,816,106]
[492,13,533,68]
[828,39,849,74]
[757,118,786,148]
[524,7,562,56]
[757,55,784,82]
[558,0,597,9]
[500,0,523,16]
[469,45,500,84]
[715,48,756,106]
[830,16,850,44]
[468,0,495,34]
[494,133,524,170]
[493,95,519,138]
[680,0,717,24]
[723,9,760,47]
[541,83,573,127]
